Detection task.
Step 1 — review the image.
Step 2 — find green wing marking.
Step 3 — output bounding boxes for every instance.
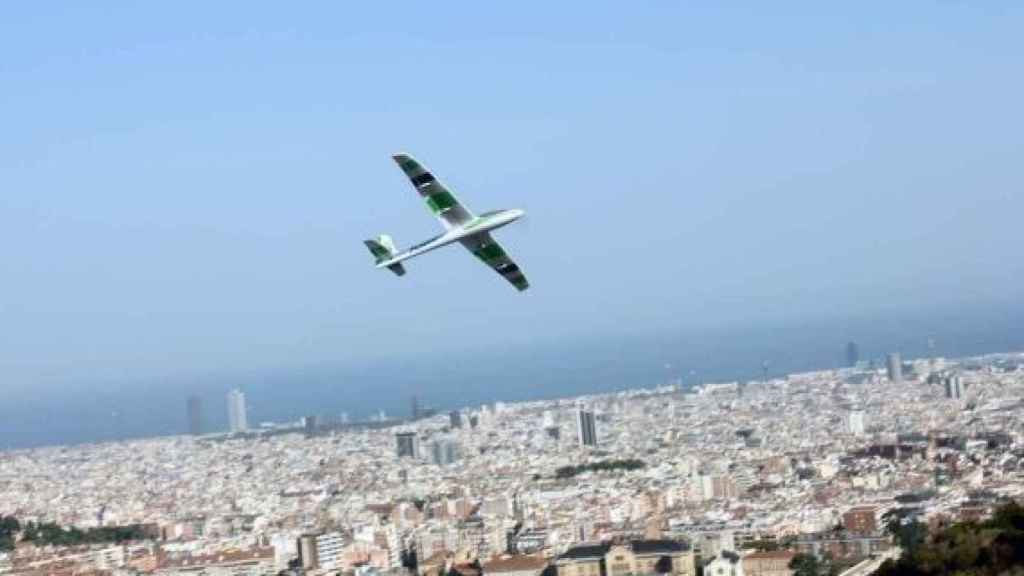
[462,232,529,292]
[392,153,474,228]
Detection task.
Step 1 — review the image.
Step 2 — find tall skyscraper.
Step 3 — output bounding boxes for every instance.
[943,373,964,400]
[186,396,203,436]
[886,353,903,383]
[430,436,460,466]
[411,396,420,420]
[576,408,597,447]
[449,410,462,429]
[395,431,418,459]
[845,342,860,368]
[302,415,318,436]
[226,388,248,433]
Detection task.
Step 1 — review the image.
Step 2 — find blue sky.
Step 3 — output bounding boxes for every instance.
[2,2,1023,403]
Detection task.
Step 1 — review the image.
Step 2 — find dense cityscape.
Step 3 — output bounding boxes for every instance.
[2,349,1023,576]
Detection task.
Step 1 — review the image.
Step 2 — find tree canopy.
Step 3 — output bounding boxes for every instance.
[873,501,1024,576]
[555,459,645,479]
[0,516,20,552]
[18,521,149,547]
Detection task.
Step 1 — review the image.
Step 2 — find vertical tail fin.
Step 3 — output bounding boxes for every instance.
[363,234,406,276]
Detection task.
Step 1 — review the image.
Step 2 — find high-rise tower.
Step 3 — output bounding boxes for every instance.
[395,431,418,459]
[226,388,248,433]
[430,436,460,466]
[186,395,203,436]
[576,408,597,447]
[943,373,964,400]
[845,342,859,368]
[886,353,903,383]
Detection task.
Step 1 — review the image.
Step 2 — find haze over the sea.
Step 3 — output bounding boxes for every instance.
[3,302,1022,450]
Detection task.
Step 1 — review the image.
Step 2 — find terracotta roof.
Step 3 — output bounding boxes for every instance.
[483,555,548,573]
[158,547,274,569]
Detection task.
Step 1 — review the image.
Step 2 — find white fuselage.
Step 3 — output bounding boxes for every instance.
[378,208,524,267]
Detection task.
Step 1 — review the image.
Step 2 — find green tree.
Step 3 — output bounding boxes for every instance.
[0,517,19,535]
[401,548,418,571]
[0,516,20,552]
[987,501,1024,531]
[882,508,916,537]
[789,553,821,576]
[21,522,38,542]
[748,539,780,552]
[894,520,928,553]
[554,459,646,479]
[873,501,1024,576]
[821,553,845,576]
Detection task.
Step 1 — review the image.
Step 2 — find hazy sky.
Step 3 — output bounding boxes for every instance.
[2,3,1023,402]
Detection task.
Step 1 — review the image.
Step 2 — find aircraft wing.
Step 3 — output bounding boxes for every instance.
[460,232,530,291]
[393,153,474,229]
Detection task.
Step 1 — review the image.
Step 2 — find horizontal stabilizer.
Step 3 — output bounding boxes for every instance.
[364,235,406,276]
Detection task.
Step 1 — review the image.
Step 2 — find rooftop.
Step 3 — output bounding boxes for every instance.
[483,555,549,573]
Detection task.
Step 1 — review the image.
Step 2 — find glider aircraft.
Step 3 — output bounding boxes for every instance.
[364,153,529,291]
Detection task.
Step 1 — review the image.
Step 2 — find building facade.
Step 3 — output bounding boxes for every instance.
[576,408,598,447]
[226,388,248,433]
[794,534,890,561]
[431,437,460,466]
[842,506,881,535]
[297,531,346,570]
[557,540,695,576]
[886,353,903,383]
[944,373,964,400]
[845,342,859,368]
[396,432,419,459]
[742,551,795,576]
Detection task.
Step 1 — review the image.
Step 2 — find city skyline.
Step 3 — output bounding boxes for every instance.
[3,312,1023,450]
[3,348,1021,575]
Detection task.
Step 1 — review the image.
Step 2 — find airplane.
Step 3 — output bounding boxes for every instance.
[363,153,530,291]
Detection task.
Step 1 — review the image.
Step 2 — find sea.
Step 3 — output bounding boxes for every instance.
[2,303,1022,450]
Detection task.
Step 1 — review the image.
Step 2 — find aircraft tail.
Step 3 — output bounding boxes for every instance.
[363,234,406,276]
